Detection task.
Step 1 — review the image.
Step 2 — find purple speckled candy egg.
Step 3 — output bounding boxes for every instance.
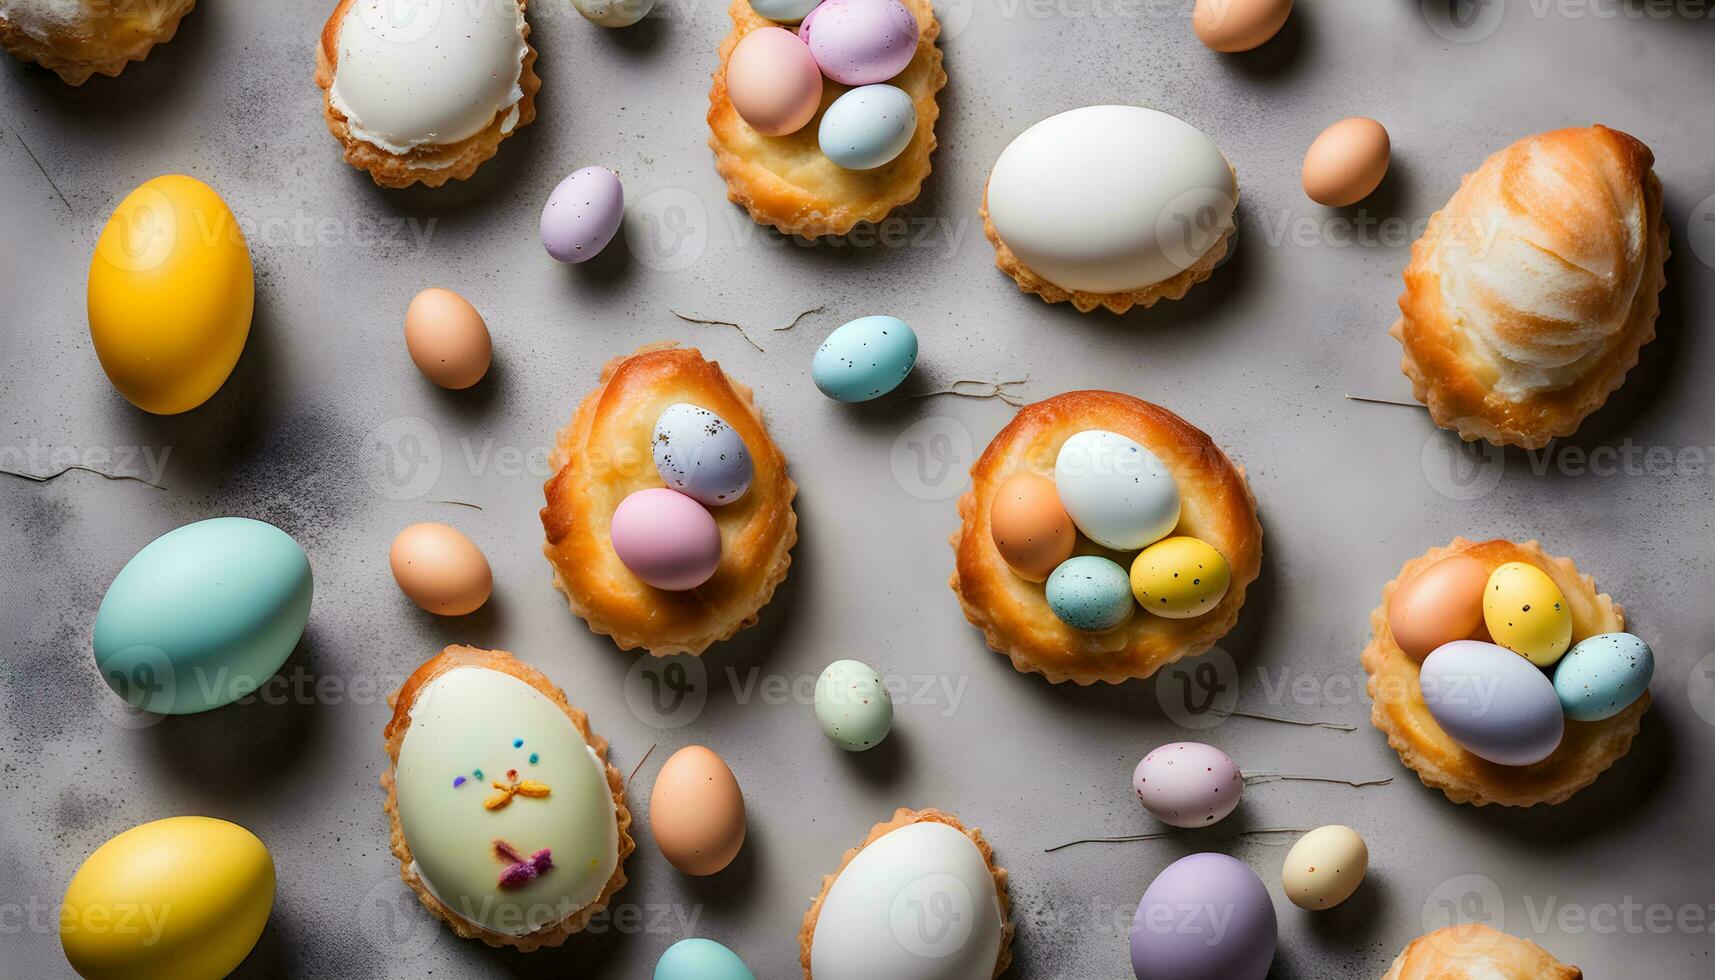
[1131,853,1276,980]
[540,166,624,264]
[799,0,918,86]
[1132,741,1243,828]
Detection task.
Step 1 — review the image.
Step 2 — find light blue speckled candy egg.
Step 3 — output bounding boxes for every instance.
[814,659,893,751]
[750,0,821,23]
[652,402,753,507]
[654,938,757,980]
[1046,555,1135,632]
[1553,632,1654,722]
[811,315,918,402]
[819,84,917,170]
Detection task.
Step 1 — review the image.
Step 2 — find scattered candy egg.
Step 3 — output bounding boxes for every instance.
[814,659,893,751]
[1282,825,1368,911]
[810,314,918,402]
[1554,632,1654,722]
[725,27,823,137]
[404,287,491,389]
[1388,554,1488,661]
[61,816,274,980]
[1131,853,1276,980]
[1192,0,1292,53]
[818,83,917,170]
[652,403,754,506]
[88,174,253,415]
[1132,741,1243,828]
[1130,536,1231,619]
[988,471,1076,582]
[94,518,312,715]
[650,745,747,876]
[799,0,918,86]
[1053,430,1181,550]
[1046,556,1135,632]
[1483,562,1573,667]
[1302,117,1391,207]
[572,0,655,27]
[655,938,758,980]
[610,488,723,591]
[750,0,821,22]
[541,166,625,264]
[1420,640,1564,766]
[389,522,493,616]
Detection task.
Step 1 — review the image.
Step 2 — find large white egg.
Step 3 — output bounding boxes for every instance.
[1420,640,1564,766]
[652,403,753,507]
[809,822,1004,980]
[986,105,1236,294]
[1053,430,1180,550]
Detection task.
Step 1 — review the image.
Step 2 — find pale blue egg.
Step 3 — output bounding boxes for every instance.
[654,938,756,980]
[818,84,917,170]
[1420,640,1562,766]
[811,315,917,402]
[94,518,313,715]
[1046,556,1135,632]
[750,0,821,23]
[1553,632,1654,722]
[652,402,753,506]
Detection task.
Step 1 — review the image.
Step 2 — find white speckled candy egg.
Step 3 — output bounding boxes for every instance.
[1282,825,1367,911]
[811,315,918,402]
[1053,430,1181,550]
[541,166,625,264]
[652,403,753,507]
[1553,632,1654,722]
[572,0,654,27]
[750,0,821,23]
[1046,556,1135,632]
[814,659,893,751]
[1132,741,1243,828]
[1420,640,1564,766]
[819,84,916,170]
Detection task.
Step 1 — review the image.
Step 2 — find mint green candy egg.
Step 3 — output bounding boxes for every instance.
[654,938,756,980]
[814,659,893,751]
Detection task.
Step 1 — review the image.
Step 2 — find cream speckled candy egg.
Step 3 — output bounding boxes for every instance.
[1130,536,1230,619]
[1132,741,1243,828]
[652,403,753,506]
[1553,632,1653,722]
[1482,562,1573,666]
[814,659,893,751]
[1053,430,1181,550]
[1046,556,1134,632]
[1282,825,1367,911]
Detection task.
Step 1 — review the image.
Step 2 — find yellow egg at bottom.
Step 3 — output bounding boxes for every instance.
[1130,536,1230,619]
[1482,561,1572,667]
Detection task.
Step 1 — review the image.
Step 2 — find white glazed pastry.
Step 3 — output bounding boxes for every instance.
[982,105,1238,313]
[0,0,196,84]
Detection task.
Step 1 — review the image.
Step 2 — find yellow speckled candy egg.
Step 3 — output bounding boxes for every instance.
[60,816,274,980]
[88,175,254,415]
[1130,535,1231,619]
[1483,561,1573,666]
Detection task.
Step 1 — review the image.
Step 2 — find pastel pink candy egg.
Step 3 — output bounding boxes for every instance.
[610,488,722,591]
[726,27,824,137]
[800,0,918,86]
[1132,741,1244,828]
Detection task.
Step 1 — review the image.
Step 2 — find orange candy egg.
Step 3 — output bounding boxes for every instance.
[725,27,823,137]
[989,472,1076,582]
[1388,554,1488,661]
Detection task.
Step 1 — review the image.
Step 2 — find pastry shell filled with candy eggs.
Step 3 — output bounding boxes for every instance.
[709,0,947,237]
[950,390,1262,685]
[315,0,540,188]
[381,646,634,950]
[0,0,197,84]
[541,344,797,656]
[1364,537,1653,807]
[1384,924,1581,980]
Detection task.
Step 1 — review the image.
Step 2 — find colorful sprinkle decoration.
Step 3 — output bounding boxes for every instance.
[485,770,552,811]
[452,775,467,788]
[529,752,539,765]
[493,839,552,890]
[513,738,524,748]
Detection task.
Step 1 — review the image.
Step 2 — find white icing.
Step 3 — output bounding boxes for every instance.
[0,0,178,41]
[328,0,528,155]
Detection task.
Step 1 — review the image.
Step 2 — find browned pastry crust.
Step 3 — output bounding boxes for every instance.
[798,807,1013,979]
[1362,538,1648,807]
[1383,924,1581,979]
[314,0,540,189]
[1392,125,1669,448]
[950,390,1261,685]
[708,0,946,238]
[380,645,634,952]
[541,344,797,656]
[0,0,196,84]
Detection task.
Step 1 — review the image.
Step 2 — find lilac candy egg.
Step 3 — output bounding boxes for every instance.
[799,0,918,86]
[1131,854,1276,980]
[541,166,624,264]
[610,488,722,591]
[1420,639,1564,766]
[1132,742,1243,828]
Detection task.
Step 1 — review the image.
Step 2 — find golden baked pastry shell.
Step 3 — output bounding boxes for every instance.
[0,0,197,84]
[1384,924,1581,979]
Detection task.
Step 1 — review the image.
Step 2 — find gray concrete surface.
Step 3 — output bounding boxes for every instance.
[4,1,1715,977]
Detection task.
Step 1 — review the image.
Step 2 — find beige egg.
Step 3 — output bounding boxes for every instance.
[389,522,492,616]
[649,745,746,876]
[1193,0,1293,53]
[1302,117,1391,207]
[1282,825,1368,910]
[404,287,491,389]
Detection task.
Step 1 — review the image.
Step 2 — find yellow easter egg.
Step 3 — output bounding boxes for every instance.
[88,175,254,414]
[1482,561,1573,666]
[60,816,274,980]
[1130,535,1231,619]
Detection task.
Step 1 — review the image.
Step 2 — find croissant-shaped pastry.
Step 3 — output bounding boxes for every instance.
[0,0,196,84]
[1392,125,1668,448]
[1383,925,1580,979]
